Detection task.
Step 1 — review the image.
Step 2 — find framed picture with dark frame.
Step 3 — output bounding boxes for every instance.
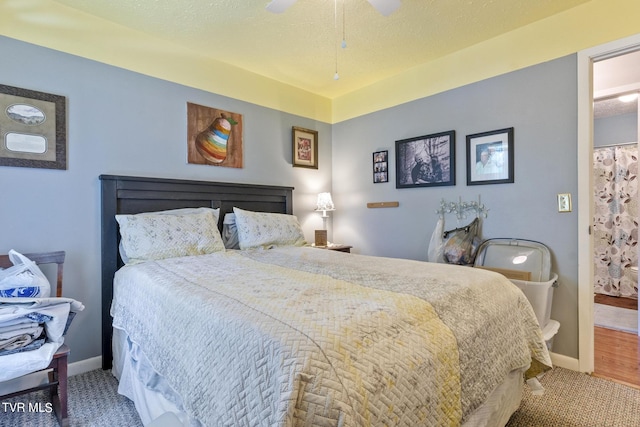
[0,84,67,170]
[395,130,455,188]
[466,127,514,185]
[292,126,318,169]
[372,150,388,183]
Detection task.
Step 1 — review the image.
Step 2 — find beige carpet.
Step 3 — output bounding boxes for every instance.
[0,368,142,427]
[3,367,638,426]
[507,367,640,426]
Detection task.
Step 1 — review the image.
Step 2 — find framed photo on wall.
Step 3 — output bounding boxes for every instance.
[395,130,455,188]
[373,150,388,183]
[0,84,67,170]
[292,126,318,169]
[466,127,514,185]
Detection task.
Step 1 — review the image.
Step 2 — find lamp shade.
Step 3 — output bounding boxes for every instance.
[315,192,335,212]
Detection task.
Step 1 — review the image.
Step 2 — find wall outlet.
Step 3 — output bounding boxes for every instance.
[557,193,572,212]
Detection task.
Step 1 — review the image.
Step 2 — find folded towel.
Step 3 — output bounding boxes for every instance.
[0,337,46,356]
[0,331,41,351]
[0,322,40,339]
[0,297,84,382]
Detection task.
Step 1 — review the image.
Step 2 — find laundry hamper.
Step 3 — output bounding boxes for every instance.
[474,238,560,350]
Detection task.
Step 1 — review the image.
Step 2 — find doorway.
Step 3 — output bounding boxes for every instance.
[592,52,639,312]
[591,53,640,387]
[577,34,640,379]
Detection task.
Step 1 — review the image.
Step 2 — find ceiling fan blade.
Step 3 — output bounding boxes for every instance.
[367,0,401,16]
[266,0,298,14]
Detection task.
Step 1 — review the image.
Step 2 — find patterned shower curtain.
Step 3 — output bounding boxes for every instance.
[593,144,638,298]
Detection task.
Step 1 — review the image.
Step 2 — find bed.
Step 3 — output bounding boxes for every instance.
[100,174,552,427]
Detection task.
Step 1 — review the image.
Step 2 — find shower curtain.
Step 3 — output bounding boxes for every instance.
[593,144,638,298]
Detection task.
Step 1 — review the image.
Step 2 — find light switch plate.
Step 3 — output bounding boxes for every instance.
[557,193,572,212]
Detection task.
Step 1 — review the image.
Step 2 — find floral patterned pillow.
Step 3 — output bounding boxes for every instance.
[116,209,225,263]
[233,208,307,250]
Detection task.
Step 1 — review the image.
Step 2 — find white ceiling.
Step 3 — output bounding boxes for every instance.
[594,50,640,119]
[594,97,637,119]
[51,0,589,99]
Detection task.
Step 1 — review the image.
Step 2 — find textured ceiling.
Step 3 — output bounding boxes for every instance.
[594,50,640,119]
[594,97,637,119]
[52,0,589,98]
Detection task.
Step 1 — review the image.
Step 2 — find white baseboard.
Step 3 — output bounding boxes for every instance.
[550,351,581,372]
[0,356,104,396]
[68,355,103,377]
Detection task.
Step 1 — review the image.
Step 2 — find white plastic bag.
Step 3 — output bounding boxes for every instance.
[427,217,445,263]
[0,250,51,298]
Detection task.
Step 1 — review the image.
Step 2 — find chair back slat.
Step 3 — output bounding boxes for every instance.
[0,251,66,297]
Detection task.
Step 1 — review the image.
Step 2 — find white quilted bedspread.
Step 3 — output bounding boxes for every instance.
[111,247,551,427]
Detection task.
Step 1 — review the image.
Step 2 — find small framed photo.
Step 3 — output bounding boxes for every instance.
[373,150,388,183]
[466,127,514,185]
[0,84,67,170]
[395,131,455,188]
[292,126,318,169]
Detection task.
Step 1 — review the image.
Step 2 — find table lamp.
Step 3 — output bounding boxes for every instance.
[314,192,335,247]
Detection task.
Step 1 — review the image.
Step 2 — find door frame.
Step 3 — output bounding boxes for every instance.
[577,33,640,373]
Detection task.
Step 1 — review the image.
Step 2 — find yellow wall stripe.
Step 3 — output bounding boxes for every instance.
[1,0,639,124]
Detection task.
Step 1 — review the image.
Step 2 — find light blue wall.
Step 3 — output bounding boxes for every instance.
[594,112,637,147]
[332,55,579,358]
[0,36,332,363]
[0,34,581,362]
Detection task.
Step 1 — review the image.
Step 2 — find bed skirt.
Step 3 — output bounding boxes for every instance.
[112,327,524,427]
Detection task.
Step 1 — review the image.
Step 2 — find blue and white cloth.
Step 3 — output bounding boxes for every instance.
[0,297,84,382]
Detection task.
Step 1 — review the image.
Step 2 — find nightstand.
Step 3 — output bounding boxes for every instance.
[326,244,352,253]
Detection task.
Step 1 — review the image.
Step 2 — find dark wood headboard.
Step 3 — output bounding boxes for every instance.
[100,174,294,369]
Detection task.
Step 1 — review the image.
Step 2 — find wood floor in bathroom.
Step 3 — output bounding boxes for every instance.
[593,294,640,388]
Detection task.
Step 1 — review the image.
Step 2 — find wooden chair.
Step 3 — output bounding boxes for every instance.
[0,251,70,427]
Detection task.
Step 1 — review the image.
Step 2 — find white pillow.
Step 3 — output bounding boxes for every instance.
[118,208,220,263]
[149,207,220,222]
[222,213,240,250]
[116,208,225,264]
[233,207,307,250]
